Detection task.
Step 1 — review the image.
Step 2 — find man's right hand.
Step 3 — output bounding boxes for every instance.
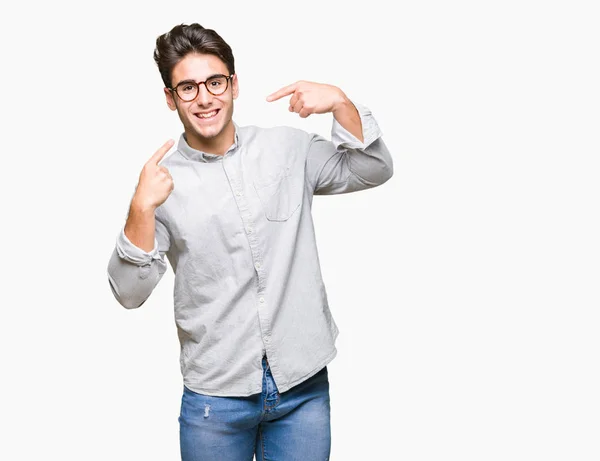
[132,139,175,211]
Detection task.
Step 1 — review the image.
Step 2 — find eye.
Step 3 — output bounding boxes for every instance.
[178,83,197,93]
[207,76,227,88]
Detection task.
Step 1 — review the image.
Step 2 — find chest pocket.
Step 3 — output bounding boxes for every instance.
[253,165,301,222]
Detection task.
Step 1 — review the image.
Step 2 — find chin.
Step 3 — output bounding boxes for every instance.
[196,125,222,140]
[185,118,219,138]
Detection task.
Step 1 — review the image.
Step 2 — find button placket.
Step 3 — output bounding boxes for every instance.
[222,156,271,349]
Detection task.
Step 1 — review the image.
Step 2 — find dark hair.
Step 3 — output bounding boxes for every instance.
[153,23,235,88]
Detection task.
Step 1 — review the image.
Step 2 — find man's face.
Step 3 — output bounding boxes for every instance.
[165,53,239,151]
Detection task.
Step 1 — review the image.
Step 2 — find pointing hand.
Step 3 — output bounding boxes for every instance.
[133,139,175,211]
[266,81,347,118]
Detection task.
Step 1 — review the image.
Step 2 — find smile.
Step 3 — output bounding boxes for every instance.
[195,109,219,120]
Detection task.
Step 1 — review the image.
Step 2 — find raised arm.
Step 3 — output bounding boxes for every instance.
[267,81,393,195]
[107,140,174,309]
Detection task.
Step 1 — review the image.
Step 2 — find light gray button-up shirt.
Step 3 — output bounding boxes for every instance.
[107,103,393,396]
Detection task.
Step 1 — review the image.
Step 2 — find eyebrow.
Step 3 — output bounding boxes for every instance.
[174,74,227,86]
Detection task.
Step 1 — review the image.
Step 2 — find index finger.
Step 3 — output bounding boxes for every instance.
[148,139,175,165]
[266,83,297,102]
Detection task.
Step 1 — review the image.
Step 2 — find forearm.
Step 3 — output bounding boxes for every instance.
[108,205,169,309]
[108,140,173,309]
[332,97,364,143]
[124,199,156,252]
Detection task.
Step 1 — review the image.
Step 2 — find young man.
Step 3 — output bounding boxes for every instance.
[107,23,393,461]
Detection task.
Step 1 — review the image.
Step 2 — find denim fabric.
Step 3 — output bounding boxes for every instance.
[179,355,331,461]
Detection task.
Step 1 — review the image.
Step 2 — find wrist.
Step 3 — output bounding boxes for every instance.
[331,92,353,115]
[130,195,156,214]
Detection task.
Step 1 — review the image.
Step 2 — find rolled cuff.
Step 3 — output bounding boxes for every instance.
[115,226,161,266]
[331,102,383,150]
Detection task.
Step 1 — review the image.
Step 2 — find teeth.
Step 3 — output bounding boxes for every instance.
[197,111,217,118]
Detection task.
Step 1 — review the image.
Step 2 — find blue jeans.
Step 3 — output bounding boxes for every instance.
[179,355,331,461]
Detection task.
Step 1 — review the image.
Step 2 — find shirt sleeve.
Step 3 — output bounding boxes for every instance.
[305,102,394,195]
[107,213,170,309]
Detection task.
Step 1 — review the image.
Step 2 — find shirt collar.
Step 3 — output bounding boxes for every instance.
[177,122,240,163]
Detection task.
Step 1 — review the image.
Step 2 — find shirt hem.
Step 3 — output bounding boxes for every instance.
[276,347,338,394]
[182,380,264,397]
[181,347,338,397]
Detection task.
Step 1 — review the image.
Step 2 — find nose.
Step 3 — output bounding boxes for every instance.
[195,84,213,106]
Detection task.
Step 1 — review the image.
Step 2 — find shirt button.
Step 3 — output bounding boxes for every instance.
[255,262,261,270]
[259,297,265,303]
[265,337,270,343]
[236,190,242,197]
[247,227,253,234]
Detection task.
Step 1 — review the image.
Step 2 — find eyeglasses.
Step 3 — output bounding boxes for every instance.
[169,74,234,101]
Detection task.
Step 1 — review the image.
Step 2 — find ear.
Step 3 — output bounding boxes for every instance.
[164,87,177,111]
[232,74,239,100]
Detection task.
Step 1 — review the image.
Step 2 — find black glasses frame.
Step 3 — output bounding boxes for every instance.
[169,74,235,101]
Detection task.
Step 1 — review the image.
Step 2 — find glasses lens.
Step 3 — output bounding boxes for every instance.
[176,82,198,101]
[205,76,228,95]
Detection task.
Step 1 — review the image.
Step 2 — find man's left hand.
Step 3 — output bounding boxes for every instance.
[266,81,347,118]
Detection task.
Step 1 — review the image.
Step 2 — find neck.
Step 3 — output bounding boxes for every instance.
[186,122,235,155]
